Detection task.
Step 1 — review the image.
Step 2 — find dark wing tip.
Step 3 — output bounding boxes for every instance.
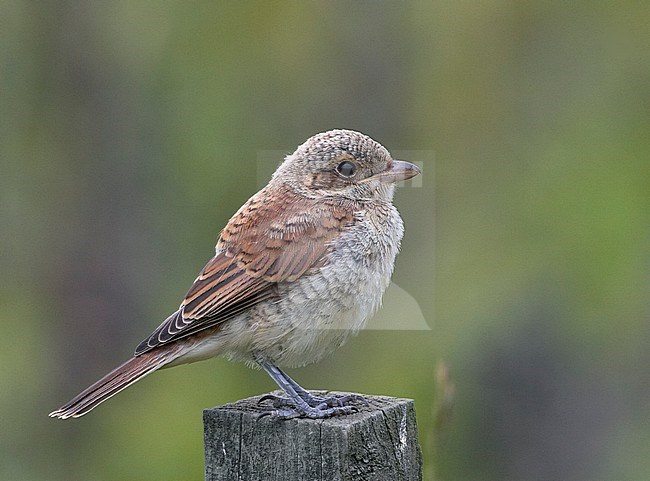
[134,310,184,356]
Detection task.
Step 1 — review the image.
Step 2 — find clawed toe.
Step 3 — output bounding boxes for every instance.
[302,404,357,419]
[257,408,302,420]
[315,393,368,408]
[258,394,294,409]
[258,404,357,420]
[257,392,366,419]
[256,360,367,420]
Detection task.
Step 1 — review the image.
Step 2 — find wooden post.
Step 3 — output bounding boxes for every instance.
[204,391,422,481]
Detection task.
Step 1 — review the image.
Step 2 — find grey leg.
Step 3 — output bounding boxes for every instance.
[279,367,367,408]
[257,359,361,419]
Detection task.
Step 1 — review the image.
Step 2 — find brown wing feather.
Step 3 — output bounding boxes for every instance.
[135,184,354,356]
[49,347,181,419]
[219,184,354,282]
[134,255,270,355]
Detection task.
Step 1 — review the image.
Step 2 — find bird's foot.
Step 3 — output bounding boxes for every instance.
[259,391,367,408]
[258,402,357,419]
[258,393,295,408]
[312,392,368,408]
[258,392,366,419]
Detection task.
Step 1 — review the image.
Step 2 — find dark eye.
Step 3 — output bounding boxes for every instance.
[336,160,357,177]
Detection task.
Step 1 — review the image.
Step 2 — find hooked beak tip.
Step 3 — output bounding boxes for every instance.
[372,159,421,184]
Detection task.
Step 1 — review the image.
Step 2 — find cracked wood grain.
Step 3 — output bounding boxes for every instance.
[204,391,422,481]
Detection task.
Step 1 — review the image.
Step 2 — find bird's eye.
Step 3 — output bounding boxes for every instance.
[336,160,357,177]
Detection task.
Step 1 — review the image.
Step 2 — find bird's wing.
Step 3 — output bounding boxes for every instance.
[134,186,354,355]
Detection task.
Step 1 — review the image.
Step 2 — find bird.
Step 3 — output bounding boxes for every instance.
[49,129,420,419]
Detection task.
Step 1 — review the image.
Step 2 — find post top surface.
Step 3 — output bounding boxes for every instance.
[204,391,415,426]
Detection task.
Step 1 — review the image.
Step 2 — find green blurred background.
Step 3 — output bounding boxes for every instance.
[2,1,649,480]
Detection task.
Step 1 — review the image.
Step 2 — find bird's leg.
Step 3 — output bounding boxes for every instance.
[279,368,367,408]
[256,359,359,419]
[261,367,320,405]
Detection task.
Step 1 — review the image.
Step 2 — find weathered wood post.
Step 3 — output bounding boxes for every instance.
[204,391,422,481]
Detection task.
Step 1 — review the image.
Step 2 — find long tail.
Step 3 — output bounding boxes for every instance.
[49,347,181,419]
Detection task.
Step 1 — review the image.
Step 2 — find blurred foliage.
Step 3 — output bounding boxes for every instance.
[1,1,649,480]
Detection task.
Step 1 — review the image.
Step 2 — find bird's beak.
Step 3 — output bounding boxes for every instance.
[365,160,421,184]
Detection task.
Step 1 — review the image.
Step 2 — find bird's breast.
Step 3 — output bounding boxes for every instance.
[253,203,404,367]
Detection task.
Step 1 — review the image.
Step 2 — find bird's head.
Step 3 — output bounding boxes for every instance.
[273,129,420,203]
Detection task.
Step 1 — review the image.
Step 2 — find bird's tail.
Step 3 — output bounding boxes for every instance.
[49,347,181,419]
